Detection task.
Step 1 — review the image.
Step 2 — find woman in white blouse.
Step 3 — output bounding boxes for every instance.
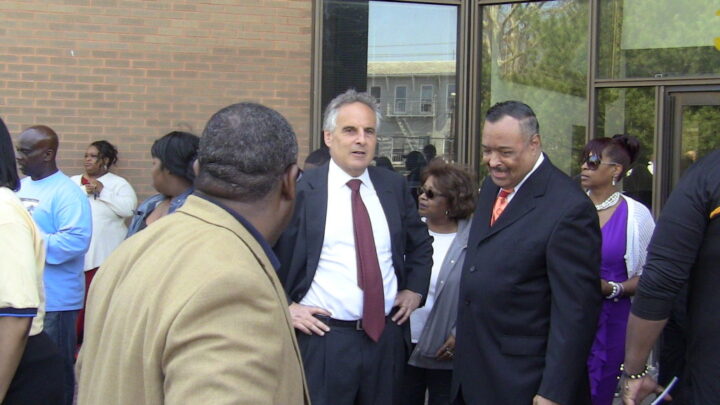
[402,160,477,405]
[71,140,137,344]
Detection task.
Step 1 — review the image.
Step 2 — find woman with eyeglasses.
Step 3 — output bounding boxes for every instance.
[402,160,477,405]
[580,134,655,405]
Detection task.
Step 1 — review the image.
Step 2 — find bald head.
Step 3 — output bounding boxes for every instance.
[16,125,60,180]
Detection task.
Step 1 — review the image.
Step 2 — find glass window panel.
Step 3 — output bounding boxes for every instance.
[598,0,720,79]
[480,0,589,175]
[595,87,656,210]
[447,84,456,113]
[394,86,407,113]
[421,85,433,113]
[370,86,382,101]
[676,99,720,178]
[367,1,458,165]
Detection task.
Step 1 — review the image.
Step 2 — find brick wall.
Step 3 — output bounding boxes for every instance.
[0,0,313,200]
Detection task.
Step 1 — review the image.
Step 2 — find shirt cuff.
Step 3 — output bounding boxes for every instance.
[0,307,38,317]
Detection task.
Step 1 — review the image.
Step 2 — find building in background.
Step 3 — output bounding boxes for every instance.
[2,0,718,210]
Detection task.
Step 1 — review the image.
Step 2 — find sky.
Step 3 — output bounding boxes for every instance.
[367,1,458,62]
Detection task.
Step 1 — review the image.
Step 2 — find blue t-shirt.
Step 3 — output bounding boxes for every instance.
[16,170,92,311]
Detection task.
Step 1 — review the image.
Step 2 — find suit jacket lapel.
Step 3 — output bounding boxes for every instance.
[474,156,551,245]
[370,168,401,244]
[305,164,329,274]
[470,178,498,246]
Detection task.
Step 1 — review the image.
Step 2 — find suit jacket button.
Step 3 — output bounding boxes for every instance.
[464,299,471,305]
[468,266,476,272]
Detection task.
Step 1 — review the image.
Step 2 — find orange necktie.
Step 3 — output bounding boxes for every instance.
[491,188,514,226]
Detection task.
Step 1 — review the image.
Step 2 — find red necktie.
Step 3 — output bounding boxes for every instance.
[491,188,514,226]
[347,179,385,342]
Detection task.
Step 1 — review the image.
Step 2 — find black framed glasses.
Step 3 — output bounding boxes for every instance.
[418,186,444,199]
[583,154,619,171]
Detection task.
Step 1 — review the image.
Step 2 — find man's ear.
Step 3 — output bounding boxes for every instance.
[530,133,542,151]
[44,148,56,162]
[280,163,299,202]
[323,131,333,149]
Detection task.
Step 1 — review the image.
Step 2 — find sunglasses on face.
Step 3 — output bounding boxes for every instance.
[419,186,444,199]
[583,154,618,171]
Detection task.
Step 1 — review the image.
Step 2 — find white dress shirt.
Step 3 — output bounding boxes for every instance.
[300,159,398,320]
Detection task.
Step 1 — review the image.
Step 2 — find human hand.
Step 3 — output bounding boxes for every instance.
[532,394,559,405]
[84,179,104,196]
[434,334,456,361]
[621,375,670,405]
[391,289,422,325]
[289,302,331,336]
[600,279,613,296]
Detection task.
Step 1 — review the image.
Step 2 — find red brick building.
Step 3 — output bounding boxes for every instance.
[1,0,313,198]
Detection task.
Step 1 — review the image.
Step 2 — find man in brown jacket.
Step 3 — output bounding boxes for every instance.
[76,103,309,405]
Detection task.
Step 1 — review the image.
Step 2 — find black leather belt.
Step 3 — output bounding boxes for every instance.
[314,312,395,331]
[315,316,365,330]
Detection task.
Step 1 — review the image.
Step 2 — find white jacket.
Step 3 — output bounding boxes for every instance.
[623,195,655,278]
[71,172,137,270]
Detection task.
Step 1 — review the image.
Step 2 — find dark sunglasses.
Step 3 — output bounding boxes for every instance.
[419,186,444,199]
[583,154,618,171]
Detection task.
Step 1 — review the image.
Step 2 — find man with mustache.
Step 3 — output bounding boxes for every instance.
[275,89,432,405]
[452,101,602,405]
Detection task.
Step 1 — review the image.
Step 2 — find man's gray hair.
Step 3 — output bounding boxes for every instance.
[322,89,382,132]
[196,102,298,202]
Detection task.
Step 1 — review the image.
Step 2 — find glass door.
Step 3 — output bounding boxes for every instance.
[661,86,720,205]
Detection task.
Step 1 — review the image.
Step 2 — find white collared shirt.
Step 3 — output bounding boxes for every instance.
[299,159,398,320]
[501,153,544,202]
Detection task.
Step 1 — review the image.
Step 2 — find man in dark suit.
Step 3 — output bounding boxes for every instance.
[275,89,432,405]
[452,101,602,405]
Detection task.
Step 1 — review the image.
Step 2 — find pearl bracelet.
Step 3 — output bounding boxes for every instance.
[619,363,650,380]
[605,281,623,299]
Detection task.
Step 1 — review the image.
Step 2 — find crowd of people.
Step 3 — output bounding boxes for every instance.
[0,90,717,405]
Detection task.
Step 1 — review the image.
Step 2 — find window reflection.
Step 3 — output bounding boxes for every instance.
[366,1,458,167]
[598,0,720,79]
[480,0,589,175]
[595,87,655,210]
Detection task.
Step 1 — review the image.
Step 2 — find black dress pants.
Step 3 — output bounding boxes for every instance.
[297,317,405,405]
[401,362,452,405]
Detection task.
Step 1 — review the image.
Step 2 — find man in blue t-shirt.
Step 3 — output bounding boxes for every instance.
[15,125,91,405]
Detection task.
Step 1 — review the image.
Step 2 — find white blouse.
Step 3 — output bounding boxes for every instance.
[71,172,137,270]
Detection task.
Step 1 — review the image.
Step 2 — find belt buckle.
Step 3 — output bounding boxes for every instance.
[355,319,363,331]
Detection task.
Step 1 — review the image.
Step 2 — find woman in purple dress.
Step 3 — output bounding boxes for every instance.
[580,135,655,405]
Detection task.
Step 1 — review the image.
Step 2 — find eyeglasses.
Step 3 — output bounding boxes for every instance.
[583,154,619,171]
[418,186,444,199]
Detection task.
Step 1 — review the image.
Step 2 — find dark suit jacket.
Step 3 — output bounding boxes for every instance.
[453,156,602,405]
[274,162,433,316]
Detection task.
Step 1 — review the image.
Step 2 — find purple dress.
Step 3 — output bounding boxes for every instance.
[588,199,630,405]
